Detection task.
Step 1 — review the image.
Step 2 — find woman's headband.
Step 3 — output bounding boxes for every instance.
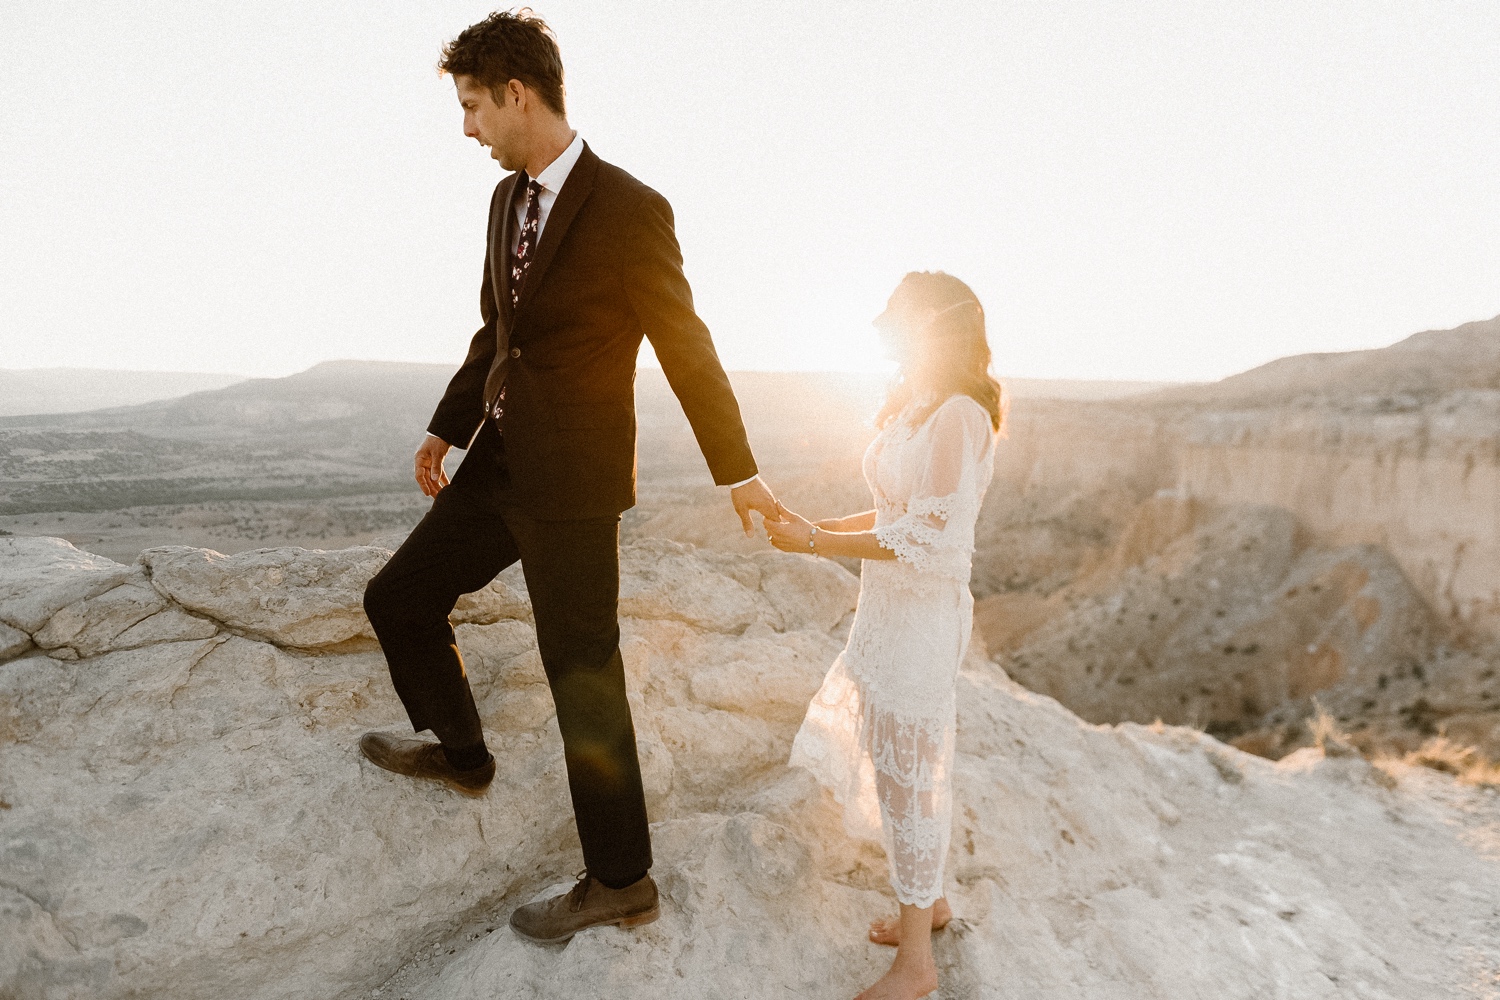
[920,298,982,336]
[874,296,981,334]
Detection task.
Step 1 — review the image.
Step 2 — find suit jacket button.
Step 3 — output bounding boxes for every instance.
[510,347,521,358]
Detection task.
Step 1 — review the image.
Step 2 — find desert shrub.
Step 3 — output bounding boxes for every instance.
[1404,736,1500,788]
[1307,699,1358,758]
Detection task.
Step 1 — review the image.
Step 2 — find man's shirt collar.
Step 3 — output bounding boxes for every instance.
[531,132,585,194]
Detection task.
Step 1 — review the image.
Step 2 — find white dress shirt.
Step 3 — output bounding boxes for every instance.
[430,133,757,490]
[510,131,586,252]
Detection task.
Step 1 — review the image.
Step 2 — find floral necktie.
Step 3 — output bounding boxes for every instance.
[510,178,544,308]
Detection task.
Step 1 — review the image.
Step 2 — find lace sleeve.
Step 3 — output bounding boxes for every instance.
[872,397,993,576]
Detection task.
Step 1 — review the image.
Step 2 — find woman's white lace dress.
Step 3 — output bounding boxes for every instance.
[790,394,996,907]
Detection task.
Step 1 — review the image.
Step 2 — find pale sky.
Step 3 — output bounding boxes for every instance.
[2,2,1497,382]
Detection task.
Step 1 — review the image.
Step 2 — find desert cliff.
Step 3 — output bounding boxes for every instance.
[970,317,1500,762]
[983,316,1500,639]
[2,534,1499,998]
[1172,403,1500,638]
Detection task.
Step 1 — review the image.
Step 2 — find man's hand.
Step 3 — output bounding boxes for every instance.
[414,434,452,498]
[730,475,783,537]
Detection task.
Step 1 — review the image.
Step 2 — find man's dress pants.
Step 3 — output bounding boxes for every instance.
[362,419,652,888]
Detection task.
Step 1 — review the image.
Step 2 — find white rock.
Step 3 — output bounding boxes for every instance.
[652,704,782,808]
[455,620,552,731]
[426,810,869,1000]
[33,581,167,658]
[618,539,761,633]
[140,545,390,648]
[0,536,132,633]
[111,608,219,649]
[750,551,860,633]
[420,665,1500,1000]
[0,634,578,1000]
[0,888,84,999]
[3,539,1498,1000]
[686,631,837,725]
[634,730,676,816]
[0,622,31,664]
[452,566,532,625]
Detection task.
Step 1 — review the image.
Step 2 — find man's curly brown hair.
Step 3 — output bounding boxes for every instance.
[438,9,566,116]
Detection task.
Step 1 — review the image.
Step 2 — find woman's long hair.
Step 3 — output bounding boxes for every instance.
[874,271,1005,435]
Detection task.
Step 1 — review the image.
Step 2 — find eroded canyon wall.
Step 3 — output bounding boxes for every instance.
[1173,405,1500,639]
[986,396,1500,642]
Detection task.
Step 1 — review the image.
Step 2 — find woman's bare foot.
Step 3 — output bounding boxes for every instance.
[856,900,941,999]
[854,954,939,1000]
[868,897,951,946]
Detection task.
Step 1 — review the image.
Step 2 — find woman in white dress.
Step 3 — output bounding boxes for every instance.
[767,271,1001,1000]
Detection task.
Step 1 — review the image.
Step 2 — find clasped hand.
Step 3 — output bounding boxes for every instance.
[730,475,785,537]
[764,507,815,553]
[733,477,816,552]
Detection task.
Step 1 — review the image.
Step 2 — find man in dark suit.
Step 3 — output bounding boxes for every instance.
[359,11,782,944]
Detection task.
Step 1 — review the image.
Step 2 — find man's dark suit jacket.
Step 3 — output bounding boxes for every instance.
[426,142,758,520]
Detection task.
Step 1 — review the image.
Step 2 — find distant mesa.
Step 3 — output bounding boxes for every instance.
[0,358,1178,427]
[7,309,1498,424]
[0,358,1187,443]
[1143,313,1500,411]
[0,368,245,418]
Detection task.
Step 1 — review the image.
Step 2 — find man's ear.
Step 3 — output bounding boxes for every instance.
[505,78,527,110]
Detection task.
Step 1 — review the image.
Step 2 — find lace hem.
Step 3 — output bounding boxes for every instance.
[893,883,946,908]
[790,654,954,907]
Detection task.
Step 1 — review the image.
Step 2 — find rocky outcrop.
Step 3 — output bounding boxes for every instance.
[2,537,1498,999]
[0,537,133,634]
[139,544,391,648]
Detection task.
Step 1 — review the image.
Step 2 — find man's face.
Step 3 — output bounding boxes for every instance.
[456,75,522,169]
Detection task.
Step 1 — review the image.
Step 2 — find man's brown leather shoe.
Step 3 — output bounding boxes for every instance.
[358,731,495,797]
[509,871,659,945]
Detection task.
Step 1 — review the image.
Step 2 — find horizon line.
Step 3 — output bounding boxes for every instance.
[0,361,1195,386]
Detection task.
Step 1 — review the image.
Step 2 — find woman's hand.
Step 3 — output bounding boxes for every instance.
[765,507,816,554]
